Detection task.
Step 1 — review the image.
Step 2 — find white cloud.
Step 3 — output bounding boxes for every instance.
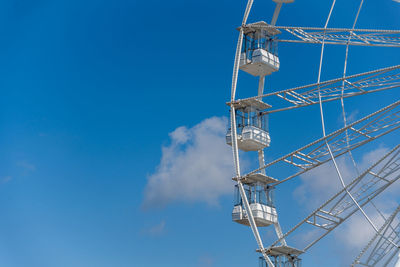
[293,156,353,206]
[333,147,400,261]
[338,109,359,125]
[17,160,36,172]
[346,110,359,124]
[335,211,385,249]
[294,146,391,208]
[332,204,400,264]
[293,146,400,262]
[329,211,384,265]
[141,220,166,237]
[358,147,390,170]
[142,117,236,208]
[1,176,12,184]
[197,254,214,267]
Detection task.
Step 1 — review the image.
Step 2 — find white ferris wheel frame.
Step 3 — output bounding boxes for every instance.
[228,1,400,266]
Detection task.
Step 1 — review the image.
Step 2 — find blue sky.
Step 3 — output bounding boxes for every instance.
[0,0,399,266]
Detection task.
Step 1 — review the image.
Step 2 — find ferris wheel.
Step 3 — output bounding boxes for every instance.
[226,0,400,266]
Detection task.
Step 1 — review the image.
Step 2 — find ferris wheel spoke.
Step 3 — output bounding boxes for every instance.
[228,65,400,114]
[265,145,400,254]
[240,24,400,47]
[352,205,400,267]
[366,224,400,266]
[272,26,400,47]
[241,100,400,185]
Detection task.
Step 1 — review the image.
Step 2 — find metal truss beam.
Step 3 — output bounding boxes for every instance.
[276,26,400,47]
[241,24,400,47]
[264,145,400,254]
[243,100,400,186]
[229,65,400,114]
[352,205,400,267]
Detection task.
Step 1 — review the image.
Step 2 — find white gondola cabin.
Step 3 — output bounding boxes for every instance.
[239,21,281,76]
[226,98,271,151]
[232,182,277,227]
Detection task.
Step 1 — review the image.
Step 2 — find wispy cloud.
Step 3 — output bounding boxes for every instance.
[141,220,166,237]
[346,110,359,124]
[294,147,390,207]
[294,156,351,206]
[331,206,396,265]
[293,146,400,263]
[335,211,386,249]
[1,176,12,184]
[198,254,214,267]
[142,117,235,209]
[17,160,36,172]
[338,109,359,125]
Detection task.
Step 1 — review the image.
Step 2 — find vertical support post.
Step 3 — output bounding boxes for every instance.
[274,222,287,246]
[271,3,283,26]
[258,151,266,175]
[258,75,265,99]
[257,75,266,174]
[253,184,256,203]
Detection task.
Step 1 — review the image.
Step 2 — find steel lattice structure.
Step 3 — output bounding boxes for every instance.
[352,205,400,267]
[244,100,400,185]
[227,1,400,266]
[266,145,400,253]
[244,25,400,47]
[229,65,400,114]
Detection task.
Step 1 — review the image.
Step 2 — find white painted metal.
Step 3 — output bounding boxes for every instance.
[226,126,271,151]
[315,0,385,251]
[229,65,400,114]
[258,151,266,176]
[240,49,280,76]
[258,76,266,100]
[239,21,280,76]
[230,98,272,110]
[233,172,278,184]
[226,99,271,151]
[232,183,278,227]
[245,25,400,47]
[273,221,287,246]
[226,0,399,266]
[265,245,304,256]
[272,0,294,3]
[240,21,282,37]
[244,100,400,185]
[266,145,400,253]
[229,0,276,265]
[270,3,282,26]
[339,0,364,192]
[352,205,400,266]
[232,203,278,227]
[259,246,303,267]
